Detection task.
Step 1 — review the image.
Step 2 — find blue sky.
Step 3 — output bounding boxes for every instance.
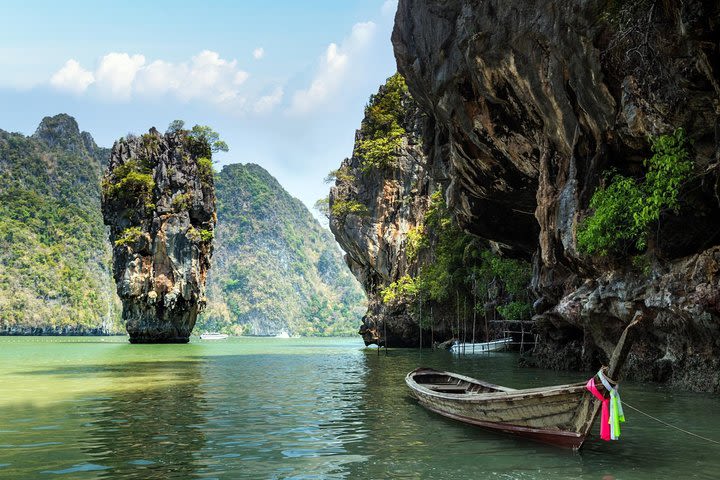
[0,0,398,216]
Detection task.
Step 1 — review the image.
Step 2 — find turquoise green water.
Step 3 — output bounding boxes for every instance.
[0,336,719,479]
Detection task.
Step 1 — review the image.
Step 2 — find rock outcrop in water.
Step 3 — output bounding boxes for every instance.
[391,0,720,389]
[102,128,216,343]
[329,76,444,346]
[334,0,720,389]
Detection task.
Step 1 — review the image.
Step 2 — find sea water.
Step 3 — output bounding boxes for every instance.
[0,336,718,479]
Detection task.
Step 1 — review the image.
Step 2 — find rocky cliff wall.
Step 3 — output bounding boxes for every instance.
[102,128,216,343]
[390,0,720,389]
[329,76,453,346]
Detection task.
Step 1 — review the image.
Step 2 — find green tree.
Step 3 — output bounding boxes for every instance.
[167,119,185,134]
[314,197,330,219]
[189,125,229,154]
[578,129,693,255]
[356,73,409,171]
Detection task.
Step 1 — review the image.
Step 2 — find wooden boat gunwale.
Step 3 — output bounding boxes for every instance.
[406,368,589,402]
[405,313,647,449]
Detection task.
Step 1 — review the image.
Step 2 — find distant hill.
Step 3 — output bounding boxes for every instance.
[199,163,366,336]
[0,114,121,334]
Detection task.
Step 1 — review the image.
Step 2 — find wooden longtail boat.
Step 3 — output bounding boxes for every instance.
[406,314,644,450]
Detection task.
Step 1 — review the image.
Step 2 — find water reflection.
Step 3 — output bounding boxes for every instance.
[80,360,208,479]
[187,352,371,478]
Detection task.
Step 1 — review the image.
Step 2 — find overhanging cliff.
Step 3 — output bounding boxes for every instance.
[391,0,720,389]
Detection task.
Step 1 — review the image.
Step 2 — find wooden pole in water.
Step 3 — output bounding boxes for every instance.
[472,275,477,354]
[456,291,460,349]
[430,306,434,349]
[418,295,422,351]
[384,315,388,356]
[464,297,468,355]
[486,290,491,343]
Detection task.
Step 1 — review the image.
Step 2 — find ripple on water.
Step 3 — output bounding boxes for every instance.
[30,425,60,430]
[41,463,110,474]
[19,442,63,448]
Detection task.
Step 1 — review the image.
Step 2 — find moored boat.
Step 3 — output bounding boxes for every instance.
[406,367,604,449]
[450,337,512,354]
[407,314,644,449]
[200,332,229,340]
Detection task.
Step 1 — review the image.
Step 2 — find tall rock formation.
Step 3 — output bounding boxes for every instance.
[387,0,720,389]
[329,73,535,348]
[200,163,366,336]
[0,114,121,334]
[102,128,216,343]
[329,74,442,346]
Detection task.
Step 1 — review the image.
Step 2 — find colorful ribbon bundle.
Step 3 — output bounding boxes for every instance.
[585,370,625,441]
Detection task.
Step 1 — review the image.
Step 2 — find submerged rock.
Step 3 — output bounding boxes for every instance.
[102,128,216,343]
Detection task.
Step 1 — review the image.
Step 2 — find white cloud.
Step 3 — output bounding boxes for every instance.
[381,0,398,17]
[49,50,249,107]
[253,47,265,60]
[289,21,376,115]
[254,87,284,114]
[49,59,95,94]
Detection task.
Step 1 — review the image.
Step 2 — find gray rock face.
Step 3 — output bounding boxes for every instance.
[102,128,216,343]
[329,81,450,346]
[390,0,720,388]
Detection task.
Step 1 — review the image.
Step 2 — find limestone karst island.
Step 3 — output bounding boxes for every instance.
[1,1,719,478]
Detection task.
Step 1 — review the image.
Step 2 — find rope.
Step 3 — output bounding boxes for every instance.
[622,400,720,446]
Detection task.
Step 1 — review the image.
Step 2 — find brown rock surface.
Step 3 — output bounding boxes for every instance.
[102,128,216,343]
[374,0,720,389]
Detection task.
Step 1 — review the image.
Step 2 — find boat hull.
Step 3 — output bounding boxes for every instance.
[420,402,586,449]
[200,333,229,340]
[406,368,601,450]
[450,338,512,354]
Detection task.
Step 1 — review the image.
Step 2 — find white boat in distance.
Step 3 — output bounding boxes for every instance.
[275,330,291,338]
[200,332,229,340]
[450,337,512,354]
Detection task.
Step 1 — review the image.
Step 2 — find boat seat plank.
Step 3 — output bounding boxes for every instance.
[426,385,468,392]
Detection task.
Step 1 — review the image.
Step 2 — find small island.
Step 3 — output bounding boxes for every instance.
[101,123,221,343]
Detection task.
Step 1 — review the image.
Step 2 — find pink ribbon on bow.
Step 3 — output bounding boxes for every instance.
[586,377,611,441]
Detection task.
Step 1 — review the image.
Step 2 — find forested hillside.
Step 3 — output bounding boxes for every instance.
[0,114,121,333]
[200,163,366,336]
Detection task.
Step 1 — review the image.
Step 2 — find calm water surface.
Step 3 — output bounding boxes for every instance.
[0,336,718,479]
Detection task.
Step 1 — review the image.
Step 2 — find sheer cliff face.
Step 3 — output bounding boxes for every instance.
[329,86,444,346]
[102,129,216,343]
[392,0,720,388]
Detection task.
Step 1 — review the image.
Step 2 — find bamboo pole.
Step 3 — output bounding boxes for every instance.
[472,276,477,354]
[418,295,422,351]
[456,292,460,349]
[430,306,434,349]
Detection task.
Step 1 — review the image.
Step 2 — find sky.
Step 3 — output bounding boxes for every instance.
[0,0,399,218]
